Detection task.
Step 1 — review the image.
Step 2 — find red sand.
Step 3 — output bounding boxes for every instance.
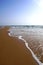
[0,27,38,65]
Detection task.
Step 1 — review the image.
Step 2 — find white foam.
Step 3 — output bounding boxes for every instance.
[8,32,43,65]
[8,33,11,36]
[18,36,43,65]
[18,36,22,39]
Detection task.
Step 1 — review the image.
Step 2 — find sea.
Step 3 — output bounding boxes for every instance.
[8,25,43,65]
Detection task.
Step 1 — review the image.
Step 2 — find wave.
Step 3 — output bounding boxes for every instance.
[8,32,43,65]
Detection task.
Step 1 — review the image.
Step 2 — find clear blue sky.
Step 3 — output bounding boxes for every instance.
[0,0,43,25]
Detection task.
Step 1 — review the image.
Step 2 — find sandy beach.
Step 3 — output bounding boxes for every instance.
[0,27,39,65]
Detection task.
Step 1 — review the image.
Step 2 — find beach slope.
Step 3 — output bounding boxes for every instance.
[0,27,38,65]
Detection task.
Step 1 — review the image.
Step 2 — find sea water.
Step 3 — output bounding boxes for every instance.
[8,25,43,65]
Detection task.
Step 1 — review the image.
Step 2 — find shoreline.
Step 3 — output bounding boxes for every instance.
[0,27,39,65]
[8,32,43,65]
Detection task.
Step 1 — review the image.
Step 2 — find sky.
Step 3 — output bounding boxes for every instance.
[0,0,43,25]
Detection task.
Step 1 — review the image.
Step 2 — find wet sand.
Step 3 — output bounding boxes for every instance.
[0,27,38,65]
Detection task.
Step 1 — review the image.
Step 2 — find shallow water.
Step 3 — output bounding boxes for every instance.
[8,26,43,64]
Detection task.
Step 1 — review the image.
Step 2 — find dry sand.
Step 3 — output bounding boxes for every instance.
[0,27,38,65]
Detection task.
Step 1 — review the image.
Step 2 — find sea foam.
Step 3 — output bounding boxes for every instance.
[18,36,43,65]
[8,32,43,65]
